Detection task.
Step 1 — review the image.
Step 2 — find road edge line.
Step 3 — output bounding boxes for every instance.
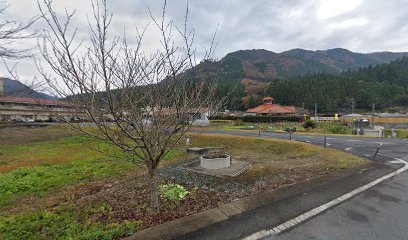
[242,158,408,240]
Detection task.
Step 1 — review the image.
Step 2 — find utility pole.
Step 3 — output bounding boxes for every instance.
[351,100,355,114]
[314,102,318,120]
[372,103,375,129]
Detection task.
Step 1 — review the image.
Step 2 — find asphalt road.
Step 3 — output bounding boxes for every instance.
[182,130,408,240]
[276,171,408,240]
[200,129,408,162]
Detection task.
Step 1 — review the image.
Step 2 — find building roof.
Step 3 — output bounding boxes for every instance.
[0,96,70,106]
[262,96,274,101]
[377,113,408,117]
[143,107,210,115]
[342,114,364,117]
[246,104,296,114]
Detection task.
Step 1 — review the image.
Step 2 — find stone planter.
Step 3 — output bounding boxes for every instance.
[200,154,231,169]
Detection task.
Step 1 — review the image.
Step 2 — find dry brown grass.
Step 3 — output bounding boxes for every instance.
[0,125,72,145]
[0,127,104,172]
[189,133,370,183]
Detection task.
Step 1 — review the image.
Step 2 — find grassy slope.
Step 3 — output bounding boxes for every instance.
[190,134,368,176]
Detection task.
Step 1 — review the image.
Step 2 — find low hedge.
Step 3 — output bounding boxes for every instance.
[210,115,303,123]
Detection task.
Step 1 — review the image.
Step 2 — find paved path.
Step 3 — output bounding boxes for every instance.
[181,130,408,240]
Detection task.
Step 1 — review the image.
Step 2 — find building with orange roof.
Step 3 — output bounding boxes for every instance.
[245,97,297,116]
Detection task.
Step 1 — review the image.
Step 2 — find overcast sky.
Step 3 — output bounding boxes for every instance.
[1,0,408,81]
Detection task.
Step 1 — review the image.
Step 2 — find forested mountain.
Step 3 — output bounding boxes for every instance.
[227,57,408,113]
[3,47,405,114]
[190,48,408,82]
[185,48,408,112]
[282,48,408,73]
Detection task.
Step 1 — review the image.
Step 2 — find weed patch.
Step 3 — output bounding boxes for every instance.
[0,159,133,207]
[0,205,142,240]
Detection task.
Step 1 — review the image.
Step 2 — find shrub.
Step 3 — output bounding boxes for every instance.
[302,120,317,129]
[159,184,189,204]
[284,127,297,133]
[326,124,348,134]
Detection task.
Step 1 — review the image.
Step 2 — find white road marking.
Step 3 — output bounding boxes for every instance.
[345,147,353,151]
[346,139,361,142]
[389,160,403,164]
[241,158,408,240]
[326,143,333,146]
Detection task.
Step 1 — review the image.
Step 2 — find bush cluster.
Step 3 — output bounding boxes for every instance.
[302,120,317,129]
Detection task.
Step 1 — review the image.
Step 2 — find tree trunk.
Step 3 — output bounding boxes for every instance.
[149,168,159,212]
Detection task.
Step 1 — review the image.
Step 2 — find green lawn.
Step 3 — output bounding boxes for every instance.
[207,120,353,135]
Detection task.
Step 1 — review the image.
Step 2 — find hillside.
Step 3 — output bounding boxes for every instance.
[1,78,54,99]
[267,57,408,113]
[190,48,408,82]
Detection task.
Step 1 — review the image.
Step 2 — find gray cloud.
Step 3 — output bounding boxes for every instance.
[1,0,408,80]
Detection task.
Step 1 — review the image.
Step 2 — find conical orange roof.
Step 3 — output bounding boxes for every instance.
[262,97,274,101]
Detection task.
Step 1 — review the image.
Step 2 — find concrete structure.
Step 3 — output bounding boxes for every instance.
[144,106,211,126]
[0,78,77,122]
[310,115,339,122]
[190,108,211,126]
[363,128,384,137]
[245,97,297,116]
[200,154,231,169]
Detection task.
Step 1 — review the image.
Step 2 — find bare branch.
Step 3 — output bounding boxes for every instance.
[36,0,221,211]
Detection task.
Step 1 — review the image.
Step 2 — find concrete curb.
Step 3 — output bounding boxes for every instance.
[123,208,228,240]
[124,163,394,240]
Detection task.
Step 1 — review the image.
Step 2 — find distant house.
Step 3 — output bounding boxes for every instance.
[143,106,211,126]
[245,97,297,116]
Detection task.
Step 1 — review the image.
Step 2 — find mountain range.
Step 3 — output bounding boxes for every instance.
[191,48,408,82]
[2,48,408,102]
[0,78,54,99]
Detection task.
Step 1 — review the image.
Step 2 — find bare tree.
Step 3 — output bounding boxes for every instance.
[37,0,219,211]
[0,2,37,59]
